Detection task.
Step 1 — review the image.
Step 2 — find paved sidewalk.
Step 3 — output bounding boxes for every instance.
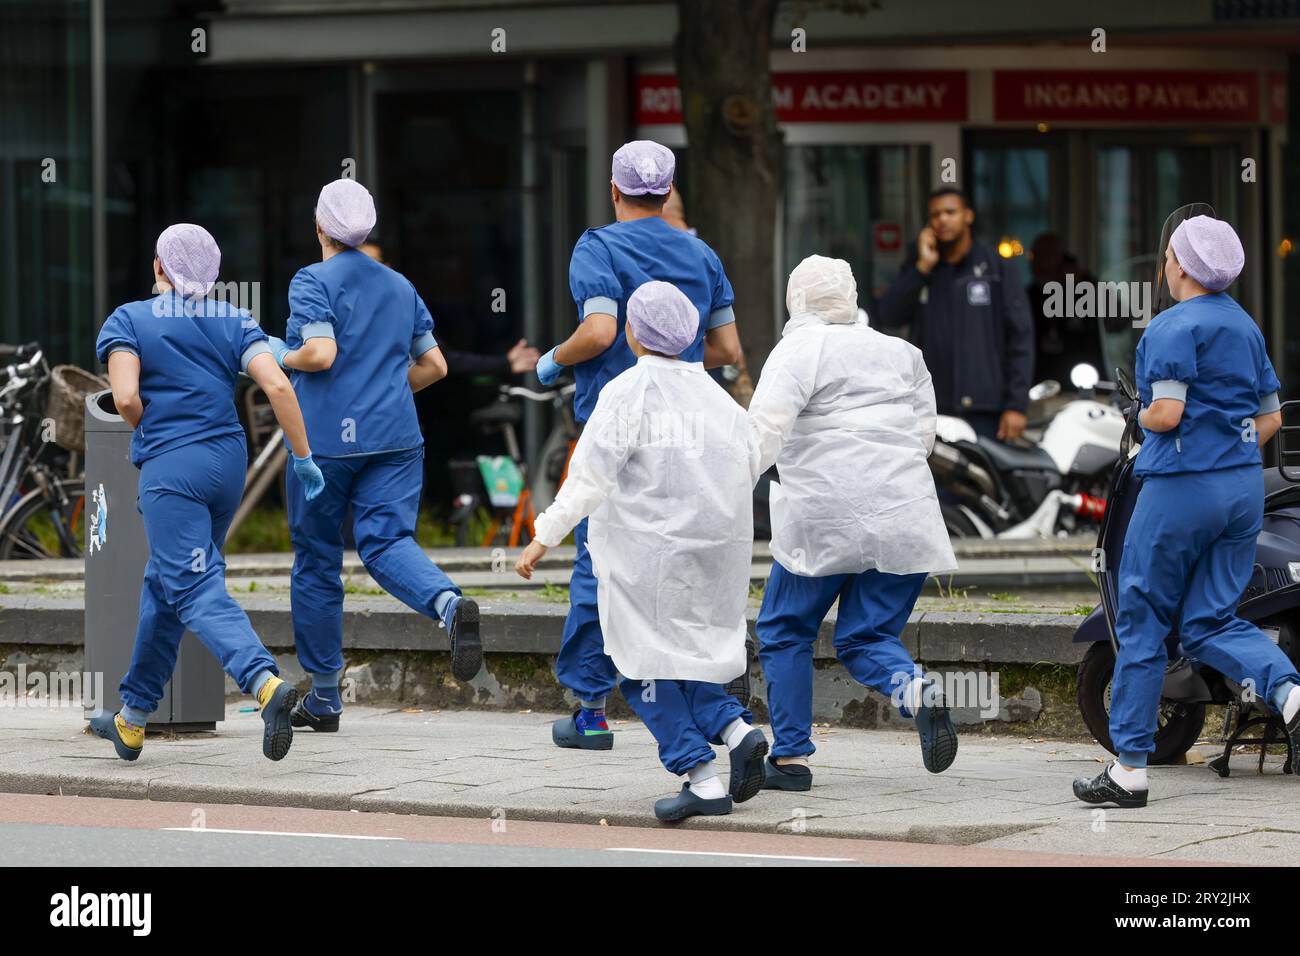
[1,705,1295,864]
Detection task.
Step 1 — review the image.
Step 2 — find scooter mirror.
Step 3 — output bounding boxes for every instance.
[1028,380,1061,402]
[1115,366,1137,402]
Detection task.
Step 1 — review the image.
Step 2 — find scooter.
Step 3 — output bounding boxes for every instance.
[928,363,1125,539]
[1072,202,1300,771]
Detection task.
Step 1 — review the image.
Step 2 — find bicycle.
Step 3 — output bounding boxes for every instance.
[0,343,95,560]
[449,382,579,547]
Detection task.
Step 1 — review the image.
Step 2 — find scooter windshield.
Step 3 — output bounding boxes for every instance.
[1152,202,1216,319]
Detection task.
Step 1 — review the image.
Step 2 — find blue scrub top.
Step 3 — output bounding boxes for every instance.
[1134,291,1282,476]
[96,292,270,467]
[285,249,437,458]
[567,217,735,423]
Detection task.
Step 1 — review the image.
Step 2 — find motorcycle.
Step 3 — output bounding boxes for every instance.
[928,363,1125,539]
[1072,202,1300,771]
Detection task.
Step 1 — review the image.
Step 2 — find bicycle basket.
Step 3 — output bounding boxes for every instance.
[46,364,109,452]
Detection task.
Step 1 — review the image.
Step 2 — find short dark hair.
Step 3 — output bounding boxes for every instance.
[619,190,669,211]
[927,186,969,209]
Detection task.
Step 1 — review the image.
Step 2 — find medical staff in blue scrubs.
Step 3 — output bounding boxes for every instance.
[265,179,480,734]
[748,256,960,791]
[1074,215,1300,808]
[534,140,744,750]
[90,223,324,763]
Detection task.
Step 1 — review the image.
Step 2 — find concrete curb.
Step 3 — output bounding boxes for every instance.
[0,537,1096,582]
[0,593,1091,664]
[0,766,1047,846]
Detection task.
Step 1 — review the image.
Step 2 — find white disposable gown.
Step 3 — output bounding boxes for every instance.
[532,355,759,682]
[748,260,956,578]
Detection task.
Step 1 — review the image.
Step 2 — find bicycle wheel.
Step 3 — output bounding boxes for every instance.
[0,478,86,559]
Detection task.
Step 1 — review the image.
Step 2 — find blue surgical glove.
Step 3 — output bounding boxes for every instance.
[536,346,565,386]
[266,336,292,369]
[292,453,326,502]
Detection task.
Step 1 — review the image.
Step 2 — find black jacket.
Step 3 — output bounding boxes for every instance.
[876,239,1034,415]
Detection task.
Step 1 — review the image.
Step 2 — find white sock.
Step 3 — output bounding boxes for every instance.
[1109,761,1148,791]
[722,717,753,751]
[903,677,924,714]
[686,762,726,799]
[1284,686,1300,724]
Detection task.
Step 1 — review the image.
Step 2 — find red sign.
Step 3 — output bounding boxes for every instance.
[873,222,902,253]
[636,71,968,125]
[994,71,1259,123]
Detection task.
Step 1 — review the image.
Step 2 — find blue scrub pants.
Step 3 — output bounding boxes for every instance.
[120,433,278,714]
[555,518,618,703]
[1110,466,1300,767]
[757,561,926,758]
[286,447,460,677]
[619,675,751,776]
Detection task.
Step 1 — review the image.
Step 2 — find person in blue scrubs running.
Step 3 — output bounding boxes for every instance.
[266,179,480,734]
[1074,215,1300,808]
[90,223,324,763]
[534,140,744,750]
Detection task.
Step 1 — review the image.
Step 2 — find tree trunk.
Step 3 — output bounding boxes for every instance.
[674,0,783,378]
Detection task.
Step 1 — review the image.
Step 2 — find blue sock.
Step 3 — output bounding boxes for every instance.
[433,589,457,622]
[251,670,275,698]
[1118,751,1148,769]
[1270,679,1298,717]
[578,696,607,711]
[120,705,150,728]
[311,670,340,691]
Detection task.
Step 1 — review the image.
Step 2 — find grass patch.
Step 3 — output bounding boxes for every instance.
[537,582,570,603]
[226,504,502,553]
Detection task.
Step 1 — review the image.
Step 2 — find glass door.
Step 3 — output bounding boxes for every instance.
[1091,135,1249,379]
[782,143,932,312]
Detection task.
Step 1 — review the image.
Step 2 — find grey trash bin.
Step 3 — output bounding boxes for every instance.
[83,389,223,730]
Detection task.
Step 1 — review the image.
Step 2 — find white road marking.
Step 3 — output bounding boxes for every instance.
[161,827,402,841]
[606,847,854,862]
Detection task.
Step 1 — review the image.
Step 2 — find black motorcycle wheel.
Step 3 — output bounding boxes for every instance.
[1076,640,1206,765]
[941,504,981,538]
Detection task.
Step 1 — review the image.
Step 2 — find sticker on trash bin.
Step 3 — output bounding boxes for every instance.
[88,483,108,554]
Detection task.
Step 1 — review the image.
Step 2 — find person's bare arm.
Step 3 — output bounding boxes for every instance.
[1140,398,1185,433]
[284,338,338,373]
[247,352,312,458]
[409,346,448,393]
[554,313,617,366]
[704,322,742,369]
[107,352,144,429]
[1256,410,1283,446]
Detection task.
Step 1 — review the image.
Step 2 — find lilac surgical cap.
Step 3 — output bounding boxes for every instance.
[627,280,699,356]
[156,224,220,299]
[316,179,377,248]
[612,141,675,196]
[1170,215,1245,292]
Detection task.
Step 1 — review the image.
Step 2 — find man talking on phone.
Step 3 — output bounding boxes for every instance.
[877,187,1033,443]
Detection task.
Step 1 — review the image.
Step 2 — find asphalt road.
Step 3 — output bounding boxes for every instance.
[0,794,1197,868]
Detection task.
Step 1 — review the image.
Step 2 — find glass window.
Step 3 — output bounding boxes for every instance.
[0,1,92,363]
[972,147,1053,285]
[782,144,931,313]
